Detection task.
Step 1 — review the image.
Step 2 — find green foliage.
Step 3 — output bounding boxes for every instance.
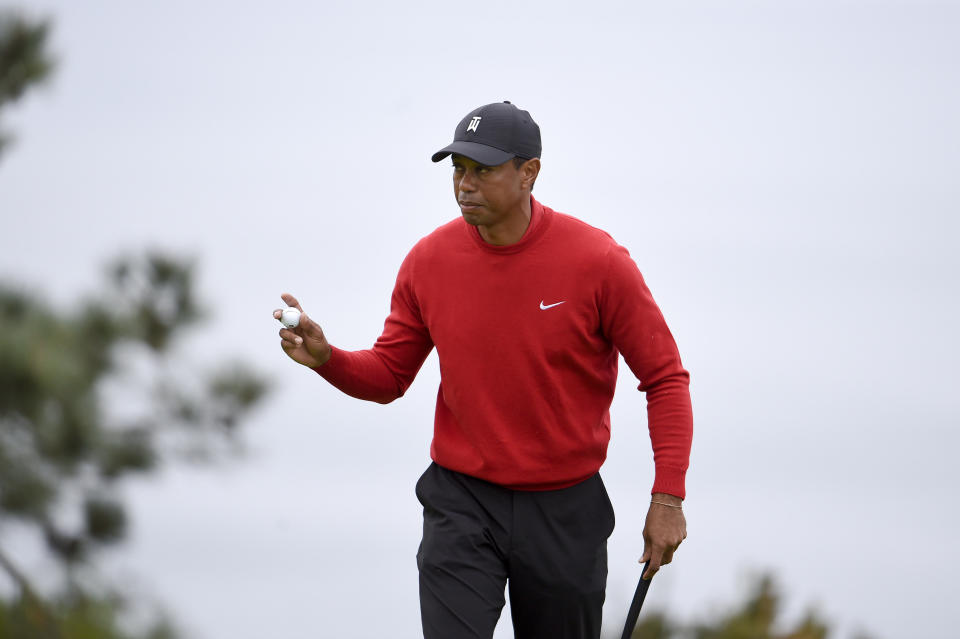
[631,611,674,639]
[0,252,269,561]
[0,251,269,637]
[624,574,874,639]
[0,10,265,638]
[106,254,199,352]
[0,590,179,639]
[83,496,126,543]
[0,10,54,156]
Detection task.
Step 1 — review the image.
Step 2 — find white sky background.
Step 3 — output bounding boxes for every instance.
[1,1,958,637]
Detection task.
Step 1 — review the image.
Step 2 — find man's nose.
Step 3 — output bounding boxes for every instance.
[457,171,476,192]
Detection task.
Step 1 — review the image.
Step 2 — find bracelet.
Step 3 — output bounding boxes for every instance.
[650,499,683,509]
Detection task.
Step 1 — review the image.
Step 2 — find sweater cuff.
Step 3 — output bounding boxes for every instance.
[651,466,687,500]
[312,345,343,378]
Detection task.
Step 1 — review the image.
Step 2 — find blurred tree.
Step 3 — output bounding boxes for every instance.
[623,573,875,639]
[0,9,54,158]
[0,252,270,638]
[1,10,270,638]
[0,589,178,639]
[630,611,674,639]
[687,576,827,639]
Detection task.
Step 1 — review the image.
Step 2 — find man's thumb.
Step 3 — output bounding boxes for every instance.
[300,312,324,337]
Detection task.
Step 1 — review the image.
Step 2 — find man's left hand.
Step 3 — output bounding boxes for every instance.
[640,492,687,580]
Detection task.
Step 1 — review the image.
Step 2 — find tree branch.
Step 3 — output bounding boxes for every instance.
[0,544,61,637]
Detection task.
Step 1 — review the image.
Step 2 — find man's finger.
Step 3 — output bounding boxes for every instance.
[281,292,303,312]
[642,559,660,580]
[300,312,318,332]
[643,546,664,579]
[279,328,303,345]
[661,548,675,566]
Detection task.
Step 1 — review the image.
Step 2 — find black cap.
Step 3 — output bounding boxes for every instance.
[431,101,541,165]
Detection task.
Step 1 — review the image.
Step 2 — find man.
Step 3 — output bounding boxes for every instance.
[274,101,692,639]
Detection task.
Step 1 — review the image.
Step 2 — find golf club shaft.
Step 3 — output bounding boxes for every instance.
[620,561,652,639]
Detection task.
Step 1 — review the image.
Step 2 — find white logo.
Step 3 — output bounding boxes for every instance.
[466,116,482,133]
[539,300,566,310]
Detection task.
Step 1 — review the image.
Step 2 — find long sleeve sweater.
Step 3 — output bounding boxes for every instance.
[315,197,693,497]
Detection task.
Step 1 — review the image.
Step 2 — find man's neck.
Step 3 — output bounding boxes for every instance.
[478,197,533,246]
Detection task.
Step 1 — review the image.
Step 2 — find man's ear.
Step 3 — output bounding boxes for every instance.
[521,158,541,191]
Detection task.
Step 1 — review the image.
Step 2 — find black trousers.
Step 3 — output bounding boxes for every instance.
[415,462,616,639]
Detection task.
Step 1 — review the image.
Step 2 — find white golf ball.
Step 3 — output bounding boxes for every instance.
[280,307,301,328]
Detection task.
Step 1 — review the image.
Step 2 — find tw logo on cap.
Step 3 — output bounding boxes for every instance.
[466,116,482,133]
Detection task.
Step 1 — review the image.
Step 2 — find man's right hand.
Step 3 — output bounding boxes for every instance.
[273,293,332,368]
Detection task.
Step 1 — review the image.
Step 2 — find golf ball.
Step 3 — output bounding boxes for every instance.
[280,307,301,328]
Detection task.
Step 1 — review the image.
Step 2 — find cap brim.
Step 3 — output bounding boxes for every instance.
[431,141,515,166]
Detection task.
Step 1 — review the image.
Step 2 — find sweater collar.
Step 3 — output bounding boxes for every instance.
[466,195,551,254]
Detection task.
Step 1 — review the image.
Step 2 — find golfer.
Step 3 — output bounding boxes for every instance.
[274,101,693,639]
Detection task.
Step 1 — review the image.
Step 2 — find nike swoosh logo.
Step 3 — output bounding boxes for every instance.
[539,300,566,310]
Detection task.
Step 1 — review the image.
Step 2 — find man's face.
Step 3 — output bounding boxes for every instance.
[451,154,528,228]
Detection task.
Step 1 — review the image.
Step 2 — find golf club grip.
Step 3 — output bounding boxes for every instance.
[620,561,652,639]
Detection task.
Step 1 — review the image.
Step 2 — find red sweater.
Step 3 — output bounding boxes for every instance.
[316,198,693,497]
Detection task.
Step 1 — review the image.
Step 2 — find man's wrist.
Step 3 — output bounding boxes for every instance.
[311,344,334,369]
[650,492,683,508]
[316,344,333,367]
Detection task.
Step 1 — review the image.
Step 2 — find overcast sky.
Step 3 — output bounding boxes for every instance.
[1,1,958,638]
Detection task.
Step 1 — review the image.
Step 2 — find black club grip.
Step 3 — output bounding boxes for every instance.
[620,561,653,639]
